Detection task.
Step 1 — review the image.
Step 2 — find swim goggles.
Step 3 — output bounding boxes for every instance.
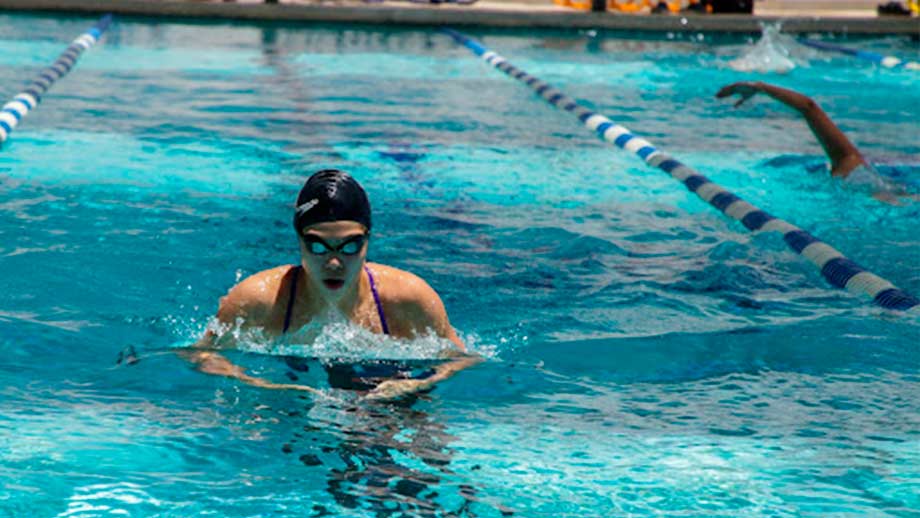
[302,234,367,256]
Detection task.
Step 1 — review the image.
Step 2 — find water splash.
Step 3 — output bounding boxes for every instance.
[729,23,796,74]
[200,314,494,362]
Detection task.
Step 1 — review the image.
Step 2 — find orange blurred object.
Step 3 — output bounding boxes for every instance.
[553,0,594,10]
[608,0,652,12]
[554,0,687,12]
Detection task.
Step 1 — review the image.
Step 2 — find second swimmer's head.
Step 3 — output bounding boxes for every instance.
[293,169,371,234]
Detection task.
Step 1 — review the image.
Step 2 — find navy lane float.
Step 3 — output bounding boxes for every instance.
[0,15,112,146]
[799,38,920,71]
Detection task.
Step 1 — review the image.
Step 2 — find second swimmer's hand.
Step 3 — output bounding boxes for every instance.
[716,82,761,107]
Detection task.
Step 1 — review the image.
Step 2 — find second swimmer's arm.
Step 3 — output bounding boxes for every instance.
[716,81,866,176]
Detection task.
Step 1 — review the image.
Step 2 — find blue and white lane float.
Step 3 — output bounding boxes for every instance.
[0,14,113,146]
[443,29,919,312]
[799,38,920,71]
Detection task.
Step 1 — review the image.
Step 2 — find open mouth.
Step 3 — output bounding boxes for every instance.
[323,279,345,290]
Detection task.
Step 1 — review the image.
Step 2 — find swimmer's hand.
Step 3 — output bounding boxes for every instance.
[365,378,433,401]
[365,351,484,401]
[716,82,760,107]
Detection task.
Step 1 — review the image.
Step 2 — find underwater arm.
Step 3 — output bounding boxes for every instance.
[366,283,482,401]
[180,333,322,396]
[180,276,322,396]
[364,352,483,402]
[424,349,484,385]
[716,81,866,176]
[425,327,483,384]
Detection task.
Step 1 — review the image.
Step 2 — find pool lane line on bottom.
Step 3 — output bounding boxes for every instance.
[443,29,919,312]
[0,14,113,146]
[799,38,920,71]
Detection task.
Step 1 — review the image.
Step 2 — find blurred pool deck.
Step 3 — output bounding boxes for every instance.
[0,0,918,33]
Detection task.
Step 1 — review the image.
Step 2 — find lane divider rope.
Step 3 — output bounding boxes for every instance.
[443,29,919,312]
[0,14,113,146]
[799,38,920,71]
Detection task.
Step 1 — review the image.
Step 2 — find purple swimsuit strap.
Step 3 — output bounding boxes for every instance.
[282,264,390,336]
[365,265,390,335]
[282,265,300,334]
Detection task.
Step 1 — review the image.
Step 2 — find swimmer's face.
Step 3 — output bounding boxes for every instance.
[298,221,368,298]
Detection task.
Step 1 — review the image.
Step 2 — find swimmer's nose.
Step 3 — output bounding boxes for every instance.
[324,256,344,272]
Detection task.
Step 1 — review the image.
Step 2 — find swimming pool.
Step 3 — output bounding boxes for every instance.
[1,13,918,517]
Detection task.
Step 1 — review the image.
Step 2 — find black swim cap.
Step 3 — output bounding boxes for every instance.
[293,169,371,234]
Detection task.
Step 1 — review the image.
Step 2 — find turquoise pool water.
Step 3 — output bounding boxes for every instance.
[1,14,918,517]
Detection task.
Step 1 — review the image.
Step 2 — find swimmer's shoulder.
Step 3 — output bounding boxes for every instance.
[218,265,296,325]
[365,262,439,306]
[367,262,458,343]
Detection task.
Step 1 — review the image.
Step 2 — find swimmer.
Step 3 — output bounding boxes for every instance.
[716,81,913,202]
[183,169,480,400]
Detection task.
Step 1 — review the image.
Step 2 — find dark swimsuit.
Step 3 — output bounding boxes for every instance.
[281,265,430,390]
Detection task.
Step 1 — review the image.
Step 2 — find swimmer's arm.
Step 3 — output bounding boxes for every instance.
[428,349,484,383]
[365,351,482,401]
[425,313,483,384]
[180,277,321,395]
[379,319,483,398]
[180,338,316,392]
[716,81,866,176]
[366,284,482,401]
[182,335,322,395]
